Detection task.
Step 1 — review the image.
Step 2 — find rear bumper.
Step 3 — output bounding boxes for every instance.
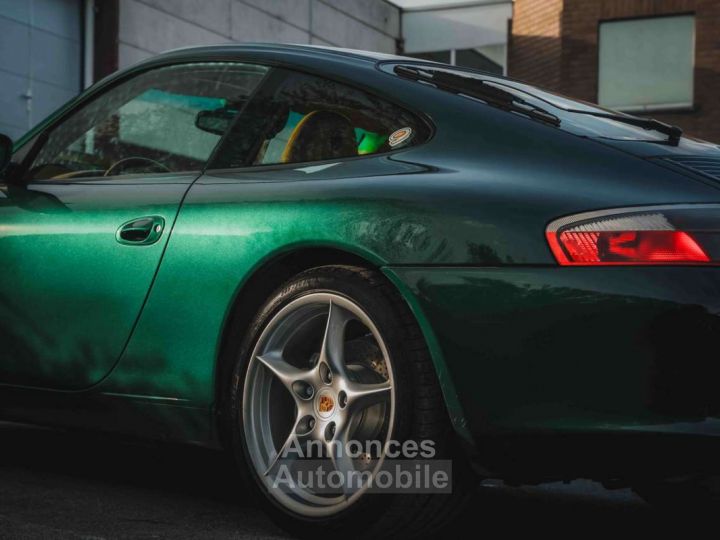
[385,266,720,440]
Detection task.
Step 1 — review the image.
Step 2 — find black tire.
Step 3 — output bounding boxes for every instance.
[227,265,474,539]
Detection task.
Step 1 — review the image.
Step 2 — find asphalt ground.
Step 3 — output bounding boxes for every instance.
[0,421,689,539]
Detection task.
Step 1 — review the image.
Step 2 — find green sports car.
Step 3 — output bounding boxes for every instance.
[2,44,720,533]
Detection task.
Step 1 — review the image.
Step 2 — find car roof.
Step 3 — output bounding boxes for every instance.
[153,42,416,65]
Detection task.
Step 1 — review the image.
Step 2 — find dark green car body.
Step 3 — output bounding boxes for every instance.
[3,44,720,481]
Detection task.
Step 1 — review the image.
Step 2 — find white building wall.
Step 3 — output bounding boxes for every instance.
[118,0,400,69]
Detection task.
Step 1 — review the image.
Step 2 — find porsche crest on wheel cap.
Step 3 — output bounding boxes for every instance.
[319,394,334,413]
[316,390,337,419]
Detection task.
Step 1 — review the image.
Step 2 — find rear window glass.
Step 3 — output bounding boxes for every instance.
[385,62,669,142]
[215,69,429,168]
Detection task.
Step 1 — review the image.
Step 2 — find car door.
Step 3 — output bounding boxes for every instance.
[0,61,268,389]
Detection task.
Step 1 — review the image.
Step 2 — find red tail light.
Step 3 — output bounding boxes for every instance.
[546,206,719,266]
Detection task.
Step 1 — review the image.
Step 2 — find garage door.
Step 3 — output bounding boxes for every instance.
[0,0,82,141]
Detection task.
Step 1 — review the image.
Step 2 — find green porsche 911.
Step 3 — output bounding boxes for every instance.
[2,44,720,534]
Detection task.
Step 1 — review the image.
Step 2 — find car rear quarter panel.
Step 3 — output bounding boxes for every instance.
[388,266,720,437]
[98,67,720,443]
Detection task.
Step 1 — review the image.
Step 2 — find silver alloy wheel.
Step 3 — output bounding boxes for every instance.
[243,292,395,517]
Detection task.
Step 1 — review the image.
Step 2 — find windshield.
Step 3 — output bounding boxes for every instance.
[385,63,668,143]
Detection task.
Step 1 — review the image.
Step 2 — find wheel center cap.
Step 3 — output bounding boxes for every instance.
[316,390,336,419]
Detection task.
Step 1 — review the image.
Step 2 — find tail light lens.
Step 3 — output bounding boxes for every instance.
[546,205,720,266]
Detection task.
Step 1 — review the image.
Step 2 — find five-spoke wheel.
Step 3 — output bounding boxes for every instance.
[232,266,468,538]
[243,292,395,516]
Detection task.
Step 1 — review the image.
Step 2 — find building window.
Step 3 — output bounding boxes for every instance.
[410,48,504,75]
[598,15,695,112]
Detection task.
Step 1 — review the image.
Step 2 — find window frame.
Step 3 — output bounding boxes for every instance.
[205,66,435,174]
[596,13,696,114]
[10,61,271,186]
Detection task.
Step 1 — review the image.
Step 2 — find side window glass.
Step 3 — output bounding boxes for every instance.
[26,62,268,180]
[223,70,429,167]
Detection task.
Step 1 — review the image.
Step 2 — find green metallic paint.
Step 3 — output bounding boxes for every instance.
[381,267,472,443]
[0,176,195,389]
[389,266,720,437]
[115,215,166,246]
[4,44,720,460]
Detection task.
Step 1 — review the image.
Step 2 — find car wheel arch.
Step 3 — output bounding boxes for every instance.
[212,246,381,446]
[211,244,472,450]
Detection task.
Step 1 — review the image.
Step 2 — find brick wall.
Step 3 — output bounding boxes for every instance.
[508,0,720,142]
[508,0,563,90]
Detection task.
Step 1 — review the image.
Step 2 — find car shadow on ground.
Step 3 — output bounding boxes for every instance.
[0,421,680,538]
